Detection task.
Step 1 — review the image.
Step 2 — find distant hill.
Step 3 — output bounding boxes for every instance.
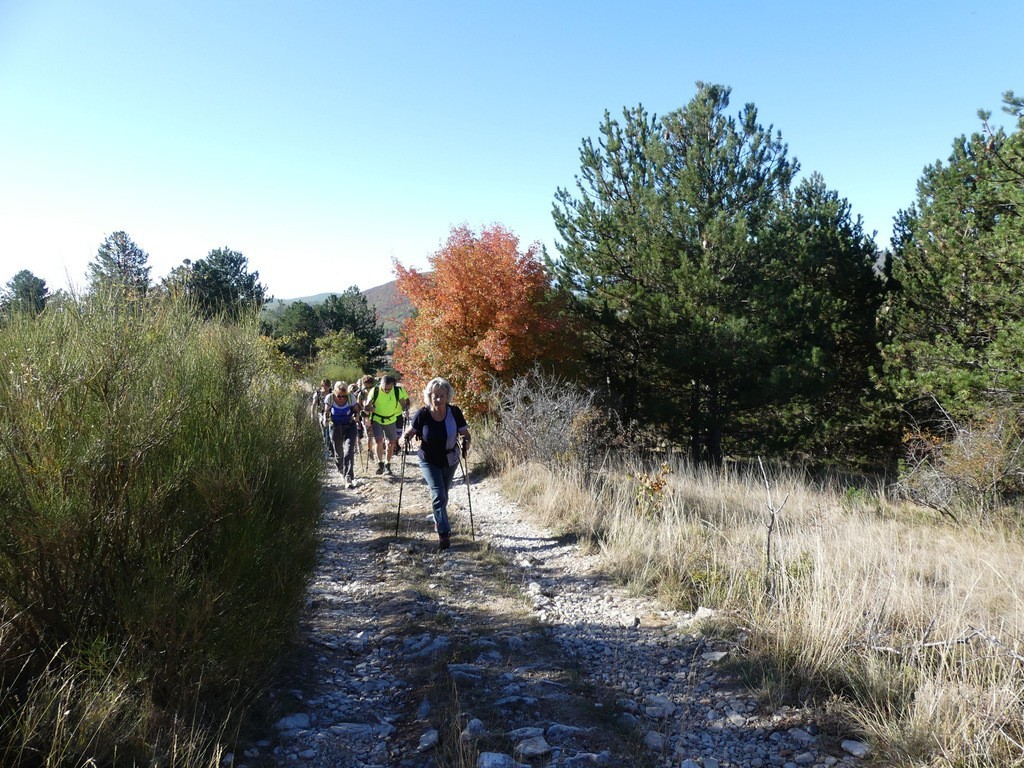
[266,280,413,336]
[362,279,414,335]
[266,292,333,309]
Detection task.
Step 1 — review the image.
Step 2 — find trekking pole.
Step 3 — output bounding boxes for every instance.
[364,421,371,474]
[394,444,407,537]
[459,447,475,541]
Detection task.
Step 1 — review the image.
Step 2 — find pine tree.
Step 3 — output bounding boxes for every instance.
[757,174,891,462]
[87,231,151,296]
[881,94,1024,428]
[552,83,797,462]
[187,248,269,320]
[2,269,49,316]
[315,288,388,370]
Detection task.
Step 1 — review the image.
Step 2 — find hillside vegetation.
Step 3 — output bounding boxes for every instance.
[361,279,414,336]
[480,373,1024,767]
[266,279,412,337]
[0,294,323,766]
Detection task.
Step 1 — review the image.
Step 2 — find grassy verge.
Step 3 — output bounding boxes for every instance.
[491,452,1024,767]
[0,295,324,766]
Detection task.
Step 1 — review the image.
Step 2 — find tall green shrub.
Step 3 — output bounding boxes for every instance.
[0,295,323,761]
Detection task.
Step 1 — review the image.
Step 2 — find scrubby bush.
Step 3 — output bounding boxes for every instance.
[897,404,1024,520]
[484,368,613,469]
[0,294,324,765]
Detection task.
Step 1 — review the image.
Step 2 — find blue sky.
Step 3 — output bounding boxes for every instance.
[1,1,1021,299]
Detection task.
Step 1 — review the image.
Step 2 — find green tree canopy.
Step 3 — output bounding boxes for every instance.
[553,83,798,462]
[757,174,890,461]
[260,288,387,372]
[186,248,269,320]
[271,300,319,359]
[881,91,1024,429]
[553,82,887,464]
[315,328,368,373]
[315,288,388,370]
[87,231,151,297]
[2,269,49,316]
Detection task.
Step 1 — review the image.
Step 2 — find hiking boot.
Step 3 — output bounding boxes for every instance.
[375,462,385,475]
[384,464,393,476]
[438,535,451,552]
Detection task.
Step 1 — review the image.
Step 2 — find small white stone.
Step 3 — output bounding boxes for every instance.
[273,713,310,731]
[507,727,544,740]
[789,727,814,744]
[514,736,552,759]
[644,694,676,719]
[417,729,439,752]
[476,753,529,768]
[842,739,870,758]
[643,731,665,752]
[461,718,488,741]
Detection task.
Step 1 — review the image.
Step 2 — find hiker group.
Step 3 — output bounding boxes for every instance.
[310,374,472,551]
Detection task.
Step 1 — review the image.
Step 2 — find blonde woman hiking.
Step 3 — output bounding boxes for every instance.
[400,377,471,551]
[325,381,360,489]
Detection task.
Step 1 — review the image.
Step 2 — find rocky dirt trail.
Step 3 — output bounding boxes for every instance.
[234,453,868,768]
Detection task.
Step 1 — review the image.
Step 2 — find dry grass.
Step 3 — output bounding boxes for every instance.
[0,633,230,767]
[496,453,1024,766]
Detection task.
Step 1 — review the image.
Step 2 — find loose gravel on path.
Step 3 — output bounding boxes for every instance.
[235,455,867,768]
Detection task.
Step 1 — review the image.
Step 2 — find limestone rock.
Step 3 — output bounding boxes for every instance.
[461,718,488,741]
[643,730,665,752]
[273,713,310,731]
[842,739,870,758]
[417,728,439,752]
[477,753,530,768]
[514,735,552,759]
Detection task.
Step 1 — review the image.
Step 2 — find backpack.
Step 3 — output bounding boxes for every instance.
[313,389,328,424]
[329,399,353,427]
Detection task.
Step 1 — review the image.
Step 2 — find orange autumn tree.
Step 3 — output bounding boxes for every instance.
[394,224,564,414]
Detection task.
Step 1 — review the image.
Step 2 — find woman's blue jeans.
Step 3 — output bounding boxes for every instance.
[419,460,457,537]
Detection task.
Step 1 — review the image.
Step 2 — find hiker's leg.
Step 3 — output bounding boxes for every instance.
[383,423,397,464]
[331,424,345,473]
[441,462,457,495]
[438,463,457,547]
[371,422,385,464]
[322,421,332,458]
[342,423,357,481]
[420,461,451,537]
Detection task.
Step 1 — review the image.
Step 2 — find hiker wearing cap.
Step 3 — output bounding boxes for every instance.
[358,374,376,462]
[400,377,471,551]
[364,374,410,476]
[325,381,360,489]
